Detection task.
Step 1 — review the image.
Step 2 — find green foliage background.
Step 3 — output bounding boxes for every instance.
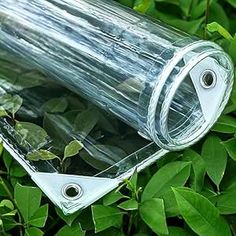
[1,0,236,235]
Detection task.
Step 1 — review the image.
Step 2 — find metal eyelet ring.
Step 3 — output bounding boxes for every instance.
[62,183,82,200]
[200,70,217,89]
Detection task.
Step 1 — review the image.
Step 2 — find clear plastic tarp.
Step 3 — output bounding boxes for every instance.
[0,0,233,214]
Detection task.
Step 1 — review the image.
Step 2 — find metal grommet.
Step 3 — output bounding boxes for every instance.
[62,183,82,200]
[200,70,217,89]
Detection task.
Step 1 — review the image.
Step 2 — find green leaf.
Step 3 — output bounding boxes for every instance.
[25,227,44,236]
[0,178,13,197]
[0,107,8,117]
[11,95,23,116]
[182,149,206,192]
[74,108,99,138]
[14,184,42,222]
[157,152,182,168]
[0,142,3,156]
[10,162,27,177]
[79,150,110,171]
[91,205,123,233]
[63,140,83,160]
[212,115,236,133]
[173,17,204,34]
[151,9,204,34]
[76,208,94,231]
[161,190,179,217]
[179,0,192,17]
[221,156,236,190]
[16,70,46,89]
[103,191,128,206]
[208,2,230,30]
[228,40,236,64]
[222,138,236,161]
[223,102,236,115]
[126,169,138,192]
[1,217,18,231]
[139,198,168,235]
[142,161,191,202]
[55,207,81,226]
[15,122,48,150]
[199,188,218,204]
[28,204,48,227]
[97,112,119,135]
[80,144,126,170]
[2,209,17,217]
[27,149,60,161]
[226,0,236,8]
[230,77,236,104]
[133,0,155,14]
[41,97,68,113]
[0,200,14,210]
[201,136,227,188]
[173,187,231,236]
[0,94,23,117]
[216,185,236,214]
[2,150,12,173]
[118,199,138,211]
[55,224,85,236]
[191,0,213,19]
[43,113,71,151]
[207,22,233,39]
[0,62,45,91]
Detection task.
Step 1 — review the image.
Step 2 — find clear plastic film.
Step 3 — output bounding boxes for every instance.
[0,0,234,214]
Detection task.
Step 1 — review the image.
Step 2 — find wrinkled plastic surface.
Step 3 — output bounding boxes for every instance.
[0,0,233,150]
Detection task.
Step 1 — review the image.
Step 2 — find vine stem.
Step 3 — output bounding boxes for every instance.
[0,177,24,236]
[204,0,211,39]
[127,213,134,236]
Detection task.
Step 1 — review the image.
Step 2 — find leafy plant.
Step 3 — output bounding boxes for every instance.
[1,0,236,235]
[27,139,84,172]
[0,172,48,236]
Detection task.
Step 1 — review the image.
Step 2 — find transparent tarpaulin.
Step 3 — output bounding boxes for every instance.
[0,0,233,214]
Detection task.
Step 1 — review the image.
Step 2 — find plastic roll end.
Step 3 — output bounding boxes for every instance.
[148,41,234,150]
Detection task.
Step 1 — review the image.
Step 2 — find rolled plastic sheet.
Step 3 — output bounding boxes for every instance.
[0,0,234,213]
[0,0,234,150]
